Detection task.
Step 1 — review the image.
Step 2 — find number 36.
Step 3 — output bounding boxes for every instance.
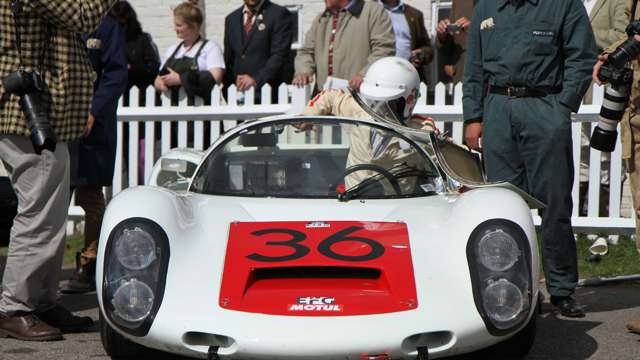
[246,226,385,262]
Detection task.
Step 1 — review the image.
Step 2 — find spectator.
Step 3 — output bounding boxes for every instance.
[591,0,640,337]
[0,0,116,341]
[379,0,433,83]
[578,0,627,234]
[155,0,225,99]
[111,0,161,93]
[293,0,395,92]
[224,0,293,102]
[463,0,597,317]
[63,14,128,294]
[435,0,474,84]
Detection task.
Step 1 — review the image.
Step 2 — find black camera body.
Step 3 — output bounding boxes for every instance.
[2,70,57,154]
[607,20,640,69]
[598,65,633,87]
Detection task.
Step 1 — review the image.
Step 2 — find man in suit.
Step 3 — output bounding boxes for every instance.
[224,0,293,102]
[379,0,433,83]
[0,0,117,340]
[435,0,475,84]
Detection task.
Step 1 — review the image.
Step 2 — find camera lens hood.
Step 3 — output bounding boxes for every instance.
[590,126,618,152]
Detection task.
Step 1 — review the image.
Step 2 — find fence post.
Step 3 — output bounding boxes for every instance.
[289,84,311,115]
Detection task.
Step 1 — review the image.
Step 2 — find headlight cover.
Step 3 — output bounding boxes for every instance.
[116,228,157,270]
[102,218,170,337]
[467,219,532,335]
[477,229,520,272]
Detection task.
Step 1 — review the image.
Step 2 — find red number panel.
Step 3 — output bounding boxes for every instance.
[219,221,418,316]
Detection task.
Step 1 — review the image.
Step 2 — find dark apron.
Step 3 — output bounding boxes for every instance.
[159,39,209,146]
[162,39,208,77]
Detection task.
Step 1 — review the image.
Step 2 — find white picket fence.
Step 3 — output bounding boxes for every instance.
[68,82,633,235]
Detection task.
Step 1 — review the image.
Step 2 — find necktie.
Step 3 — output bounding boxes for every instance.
[244,12,254,34]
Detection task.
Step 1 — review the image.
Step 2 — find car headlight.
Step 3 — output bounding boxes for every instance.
[467,219,532,335]
[112,279,155,322]
[482,278,524,323]
[102,218,170,337]
[116,228,157,270]
[477,229,520,272]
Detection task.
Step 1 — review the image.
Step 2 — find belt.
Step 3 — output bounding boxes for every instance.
[487,85,561,97]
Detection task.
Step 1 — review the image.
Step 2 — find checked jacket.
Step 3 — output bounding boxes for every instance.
[0,0,118,141]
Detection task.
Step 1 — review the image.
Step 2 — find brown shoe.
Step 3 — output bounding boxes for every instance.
[627,319,640,334]
[0,314,62,341]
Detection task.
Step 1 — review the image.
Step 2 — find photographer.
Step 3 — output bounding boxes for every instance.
[592,0,640,336]
[435,0,474,84]
[0,0,117,341]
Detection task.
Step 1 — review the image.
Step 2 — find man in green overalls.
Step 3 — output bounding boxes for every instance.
[463,0,597,317]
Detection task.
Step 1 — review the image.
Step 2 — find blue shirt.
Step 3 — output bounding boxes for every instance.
[382,1,412,60]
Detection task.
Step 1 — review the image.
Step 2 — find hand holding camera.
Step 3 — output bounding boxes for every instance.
[590,21,640,152]
[437,18,470,40]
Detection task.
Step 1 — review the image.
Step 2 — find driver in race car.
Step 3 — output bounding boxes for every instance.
[299,56,436,193]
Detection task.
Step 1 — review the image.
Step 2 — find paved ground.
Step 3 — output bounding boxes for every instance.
[0,270,639,360]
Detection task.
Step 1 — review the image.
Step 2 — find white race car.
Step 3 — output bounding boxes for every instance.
[97,115,542,360]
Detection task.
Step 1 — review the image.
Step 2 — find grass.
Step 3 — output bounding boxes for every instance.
[64,234,84,267]
[0,234,83,267]
[575,235,640,279]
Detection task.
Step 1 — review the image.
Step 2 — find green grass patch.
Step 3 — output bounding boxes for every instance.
[0,234,83,267]
[576,236,640,279]
[64,234,84,267]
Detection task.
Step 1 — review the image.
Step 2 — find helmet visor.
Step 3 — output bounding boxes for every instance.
[351,89,417,126]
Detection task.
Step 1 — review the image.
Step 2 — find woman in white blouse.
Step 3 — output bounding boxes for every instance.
[154,0,224,94]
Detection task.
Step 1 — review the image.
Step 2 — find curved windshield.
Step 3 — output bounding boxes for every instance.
[190,118,441,199]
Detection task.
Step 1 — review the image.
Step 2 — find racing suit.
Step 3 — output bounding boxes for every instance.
[302,89,434,192]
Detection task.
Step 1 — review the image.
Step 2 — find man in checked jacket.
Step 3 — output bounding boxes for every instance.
[0,0,117,341]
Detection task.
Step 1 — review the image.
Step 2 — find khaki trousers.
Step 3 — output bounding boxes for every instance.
[0,135,69,314]
[623,111,640,251]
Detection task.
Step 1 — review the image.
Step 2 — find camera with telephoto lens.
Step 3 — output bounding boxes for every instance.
[2,69,56,154]
[590,21,640,152]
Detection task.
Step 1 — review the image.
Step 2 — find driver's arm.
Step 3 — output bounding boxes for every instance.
[302,89,347,116]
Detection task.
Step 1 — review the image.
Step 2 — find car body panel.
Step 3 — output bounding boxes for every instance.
[97,185,538,359]
[98,115,540,359]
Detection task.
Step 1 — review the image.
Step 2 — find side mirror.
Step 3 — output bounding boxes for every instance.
[148,148,204,191]
[161,158,188,173]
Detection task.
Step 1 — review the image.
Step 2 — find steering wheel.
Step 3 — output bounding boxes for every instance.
[332,164,402,196]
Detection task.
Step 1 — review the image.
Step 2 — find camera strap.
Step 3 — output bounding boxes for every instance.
[10,0,49,72]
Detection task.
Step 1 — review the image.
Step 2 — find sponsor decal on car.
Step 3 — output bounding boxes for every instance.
[305,221,331,228]
[288,297,343,312]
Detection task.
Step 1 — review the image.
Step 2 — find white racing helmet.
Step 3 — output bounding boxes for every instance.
[356,56,421,126]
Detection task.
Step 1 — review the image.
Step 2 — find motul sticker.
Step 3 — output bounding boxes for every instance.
[305,221,330,228]
[288,297,343,312]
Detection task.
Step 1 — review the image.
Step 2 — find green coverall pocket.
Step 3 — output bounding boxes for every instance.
[531,30,556,56]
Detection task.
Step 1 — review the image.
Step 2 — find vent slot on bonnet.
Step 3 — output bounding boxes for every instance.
[251,266,381,280]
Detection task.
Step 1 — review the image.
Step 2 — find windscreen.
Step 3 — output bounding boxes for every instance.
[190,118,441,199]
